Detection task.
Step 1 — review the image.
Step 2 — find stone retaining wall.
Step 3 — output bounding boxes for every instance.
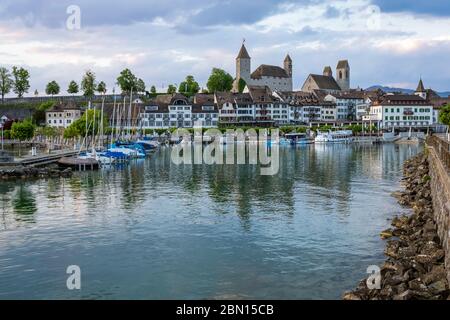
[427,145,450,283]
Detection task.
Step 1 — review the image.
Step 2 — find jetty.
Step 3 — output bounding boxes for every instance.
[0,150,79,167]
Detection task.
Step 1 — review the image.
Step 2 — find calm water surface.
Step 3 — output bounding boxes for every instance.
[0,143,422,299]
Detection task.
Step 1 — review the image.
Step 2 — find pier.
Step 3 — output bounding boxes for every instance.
[0,150,79,167]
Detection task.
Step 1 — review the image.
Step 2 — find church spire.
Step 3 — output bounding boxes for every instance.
[236,43,251,60]
[416,78,425,92]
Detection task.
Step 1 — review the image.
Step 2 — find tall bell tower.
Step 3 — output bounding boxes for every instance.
[336,60,350,91]
[236,43,251,84]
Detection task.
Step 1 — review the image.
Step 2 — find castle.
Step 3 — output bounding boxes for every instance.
[232,43,293,92]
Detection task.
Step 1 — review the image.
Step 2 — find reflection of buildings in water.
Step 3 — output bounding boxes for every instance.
[301,144,354,215]
[380,144,423,180]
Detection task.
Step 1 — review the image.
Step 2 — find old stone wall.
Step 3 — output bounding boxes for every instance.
[427,145,450,283]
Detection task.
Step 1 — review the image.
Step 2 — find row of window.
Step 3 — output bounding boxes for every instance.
[142,121,218,127]
[48,113,76,118]
[143,114,218,119]
[48,119,72,124]
[385,108,431,113]
[385,116,431,121]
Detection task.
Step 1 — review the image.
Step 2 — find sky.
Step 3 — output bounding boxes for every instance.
[0,0,450,96]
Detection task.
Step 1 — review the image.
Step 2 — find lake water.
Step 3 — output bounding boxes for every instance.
[0,143,422,299]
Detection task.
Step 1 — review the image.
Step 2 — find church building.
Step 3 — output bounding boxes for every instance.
[232,43,293,92]
[301,60,351,93]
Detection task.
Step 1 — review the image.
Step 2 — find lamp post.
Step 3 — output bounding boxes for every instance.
[1,124,3,151]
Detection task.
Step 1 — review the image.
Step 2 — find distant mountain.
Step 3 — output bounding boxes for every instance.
[366,85,450,97]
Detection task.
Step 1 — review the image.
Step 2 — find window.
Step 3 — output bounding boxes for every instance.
[67,120,71,124]
[145,106,159,111]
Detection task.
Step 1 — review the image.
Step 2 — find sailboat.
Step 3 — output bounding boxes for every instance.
[59,101,100,170]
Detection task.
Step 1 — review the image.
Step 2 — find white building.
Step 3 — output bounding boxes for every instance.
[323,92,364,121]
[375,94,434,129]
[46,105,82,128]
[138,93,219,129]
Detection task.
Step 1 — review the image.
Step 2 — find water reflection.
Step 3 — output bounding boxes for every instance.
[12,185,37,222]
[0,143,423,299]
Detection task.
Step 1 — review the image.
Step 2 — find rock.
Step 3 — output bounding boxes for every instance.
[398,245,417,258]
[380,229,394,239]
[423,265,446,285]
[428,280,448,294]
[415,254,433,265]
[393,290,414,300]
[431,249,445,262]
[342,292,362,300]
[408,279,427,291]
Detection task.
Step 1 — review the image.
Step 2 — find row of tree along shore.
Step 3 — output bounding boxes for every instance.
[1,65,239,104]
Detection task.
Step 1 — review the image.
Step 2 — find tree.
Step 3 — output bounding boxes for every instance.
[81,70,96,98]
[167,84,177,94]
[178,75,200,95]
[45,80,60,97]
[63,125,80,139]
[67,80,79,95]
[439,104,450,126]
[116,68,138,95]
[34,89,39,96]
[0,67,13,103]
[11,120,35,156]
[206,68,233,92]
[150,85,157,94]
[136,78,146,94]
[32,100,56,125]
[238,78,247,93]
[65,109,108,138]
[97,81,107,95]
[12,66,30,98]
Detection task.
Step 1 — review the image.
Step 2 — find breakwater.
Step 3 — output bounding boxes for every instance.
[343,152,449,300]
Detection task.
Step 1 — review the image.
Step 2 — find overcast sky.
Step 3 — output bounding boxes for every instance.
[1,0,449,96]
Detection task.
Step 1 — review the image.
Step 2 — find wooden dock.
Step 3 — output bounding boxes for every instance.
[0,150,80,167]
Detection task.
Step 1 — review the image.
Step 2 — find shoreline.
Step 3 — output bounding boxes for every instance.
[343,152,449,300]
[0,164,73,180]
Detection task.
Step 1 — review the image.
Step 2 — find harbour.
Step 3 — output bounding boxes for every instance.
[0,143,422,299]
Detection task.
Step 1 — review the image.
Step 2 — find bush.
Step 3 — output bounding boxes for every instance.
[2,129,11,139]
[11,120,35,141]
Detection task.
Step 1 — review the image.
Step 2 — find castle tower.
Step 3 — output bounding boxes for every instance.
[336,60,350,91]
[284,54,292,77]
[415,78,427,99]
[323,66,332,77]
[236,43,251,84]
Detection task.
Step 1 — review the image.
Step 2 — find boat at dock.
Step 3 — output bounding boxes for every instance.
[315,130,353,143]
[283,133,315,145]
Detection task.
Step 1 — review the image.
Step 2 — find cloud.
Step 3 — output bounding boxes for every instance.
[0,0,449,96]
